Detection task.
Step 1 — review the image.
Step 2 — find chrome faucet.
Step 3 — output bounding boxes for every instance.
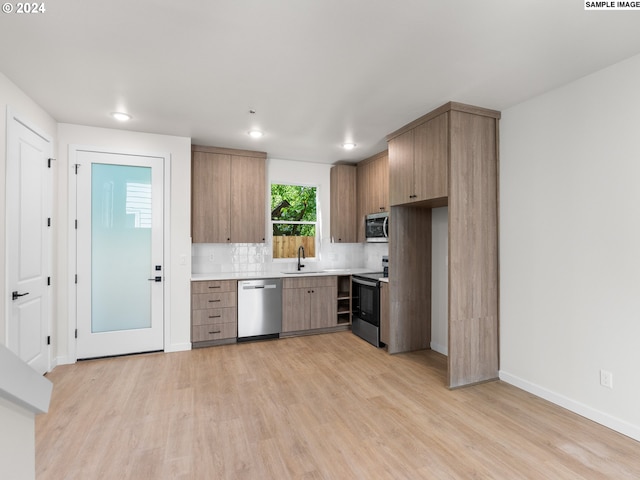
[297,245,305,271]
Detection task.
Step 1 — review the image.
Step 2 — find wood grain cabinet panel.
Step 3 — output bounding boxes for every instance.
[231,155,266,243]
[356,150,389,242]
[389,112,448,206]
[191,280,238,344]
[388,129,415,206]
[282,276,337,333]
[414,112,448,202]
[330,165,357,243]
[191,152,231,243]
[192,146,266,244]
[385,102,500,388]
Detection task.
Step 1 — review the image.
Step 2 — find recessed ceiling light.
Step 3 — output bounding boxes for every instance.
[248,129,264,138]
[111,112,131,122]
[342,142,356,150]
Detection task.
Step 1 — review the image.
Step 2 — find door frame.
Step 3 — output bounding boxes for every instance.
[67,145,172,362]
[5,107,53,372]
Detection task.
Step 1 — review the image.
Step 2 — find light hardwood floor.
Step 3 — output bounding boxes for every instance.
[37,332,640,479]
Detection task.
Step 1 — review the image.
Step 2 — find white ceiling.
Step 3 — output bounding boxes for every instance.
[2,1,640,164]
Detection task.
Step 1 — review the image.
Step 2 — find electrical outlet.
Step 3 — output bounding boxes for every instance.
[209,253,215,262]
[600,369,613,389]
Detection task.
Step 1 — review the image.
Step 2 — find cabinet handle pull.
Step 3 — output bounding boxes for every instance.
[208,286,221,289]
[208,315,222,319]
[209,330,221,334]
[208,299,221,303]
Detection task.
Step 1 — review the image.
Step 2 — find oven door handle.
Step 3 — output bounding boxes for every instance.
[352,277,379,288]
[383,216,389,238]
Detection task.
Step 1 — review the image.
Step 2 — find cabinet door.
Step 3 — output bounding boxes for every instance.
[388,129,415,206]
[414,112,449,202]
[370,152,389,212]
[356,161,369,242]
[192,152,231,243]
[231,155,266,243]
[282,287,310,332]
[330,165,357,243]
[309,285,337,329]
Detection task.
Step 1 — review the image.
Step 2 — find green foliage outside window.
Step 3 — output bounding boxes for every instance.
[271,184,317,236]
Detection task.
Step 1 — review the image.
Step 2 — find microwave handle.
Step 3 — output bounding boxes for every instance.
[383,216,389,238]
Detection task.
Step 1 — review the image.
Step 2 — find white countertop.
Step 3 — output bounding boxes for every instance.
[192,268,380,282]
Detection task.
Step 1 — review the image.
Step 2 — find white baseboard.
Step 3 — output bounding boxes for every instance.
[55,356,75,366]
[164,342,191,353]
[430,342,448,356]
[499,370,640,442]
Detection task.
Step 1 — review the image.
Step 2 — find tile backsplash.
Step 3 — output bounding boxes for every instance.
[192,240,388,274]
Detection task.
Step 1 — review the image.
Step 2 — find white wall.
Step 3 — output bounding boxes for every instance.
[500,53,640,440]
[0,398,35,480]
[0,73,58,348]
[56,124,192,362]
[431,207,448,355]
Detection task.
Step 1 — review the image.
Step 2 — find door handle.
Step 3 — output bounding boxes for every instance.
[12,291,29,301]
[148,276,162,282]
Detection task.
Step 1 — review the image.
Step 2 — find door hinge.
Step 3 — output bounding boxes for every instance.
[75,219,78,229]
[75,274,78,284]
[75,329,78,339]
[47,276,51,286]
[47,217,51,227]
[47,336,51,345]
[48,158,56,168]
[74,164,80,174]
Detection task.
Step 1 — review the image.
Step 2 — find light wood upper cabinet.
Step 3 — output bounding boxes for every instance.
[230,155,266,243]
[192,146,266,243]
[388,129,415,206]
[330,165,357,243]
[356,150,389,242]
[192,152,232,243]
[388,112,448,206]
[414,112,448,201]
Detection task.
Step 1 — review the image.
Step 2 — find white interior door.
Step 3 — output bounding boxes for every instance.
[75,150,164,359]
[6,112,52,374]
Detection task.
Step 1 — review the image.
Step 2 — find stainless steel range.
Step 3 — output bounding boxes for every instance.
[351,271,384,347]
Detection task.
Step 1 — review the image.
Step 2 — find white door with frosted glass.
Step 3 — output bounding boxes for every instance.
[75,150,164,359]
[6,113,52,374]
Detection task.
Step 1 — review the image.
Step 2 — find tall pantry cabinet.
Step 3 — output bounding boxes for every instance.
[386,102,500,389]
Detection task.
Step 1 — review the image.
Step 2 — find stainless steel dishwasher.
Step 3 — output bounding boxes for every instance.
[237,278,282,341]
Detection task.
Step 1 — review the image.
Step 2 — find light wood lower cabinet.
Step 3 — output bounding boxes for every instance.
[191,280,237,344]
[282,276,337,333]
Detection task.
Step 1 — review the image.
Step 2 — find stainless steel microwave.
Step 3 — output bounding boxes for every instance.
[365,212,389,243]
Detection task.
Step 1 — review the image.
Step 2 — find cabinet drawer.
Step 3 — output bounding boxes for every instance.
[192,322,237,342]
[192,307,237,326]
[283,275,337,289]
[191,280,236,294]
[192,291,236,309]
